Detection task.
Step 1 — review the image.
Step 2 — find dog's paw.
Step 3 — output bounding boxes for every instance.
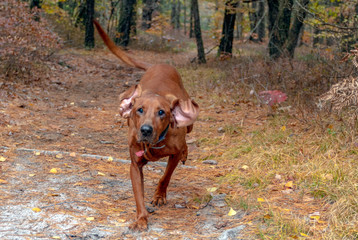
[151,192,167,206]
[129,218,148,231]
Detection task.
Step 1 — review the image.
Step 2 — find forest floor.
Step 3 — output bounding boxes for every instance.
[0,48,356,239]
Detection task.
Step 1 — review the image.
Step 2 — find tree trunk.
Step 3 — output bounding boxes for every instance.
[116,0,136,47]
[191,0,205,63]
[285,0,309,58]
[189,1,194,38]
[218,0,238,57]
[142,0,157,30]
[267,0,293,59]
[85,0,95,49]
[184,0,187,35]
[257,0,265,42]
[249,1,257,41]
[175,0,181,29]
[236,2,242,39]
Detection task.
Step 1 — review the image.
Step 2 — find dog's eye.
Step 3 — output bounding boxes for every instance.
[158,110,165,116]
[137,108,144,114]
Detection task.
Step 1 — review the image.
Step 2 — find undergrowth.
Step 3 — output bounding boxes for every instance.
[179,46,358,239]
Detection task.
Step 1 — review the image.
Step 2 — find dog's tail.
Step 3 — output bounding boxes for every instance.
[93,20,149,71]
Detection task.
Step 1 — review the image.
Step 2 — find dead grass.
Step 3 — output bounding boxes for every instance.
[178,44,358,239]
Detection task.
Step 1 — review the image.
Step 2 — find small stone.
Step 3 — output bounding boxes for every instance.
[174,204,185,209]
[217,127,225,133]
[202,160,218,165]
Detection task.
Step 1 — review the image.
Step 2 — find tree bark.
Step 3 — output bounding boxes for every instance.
[189,1,194,38]
[218,0,238,57]
[191,0,206,63]
[267,0,293,59]
[285,0,309,58]
[116,0,136,47]
[85,0,95,49]
[249,1,257,41]
[257,0,265,42]
[142,0,157,30]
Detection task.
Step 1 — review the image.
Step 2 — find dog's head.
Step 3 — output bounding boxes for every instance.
[119,84,199,144]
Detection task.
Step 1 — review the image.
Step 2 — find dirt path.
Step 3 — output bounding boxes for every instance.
[0,50,248,239]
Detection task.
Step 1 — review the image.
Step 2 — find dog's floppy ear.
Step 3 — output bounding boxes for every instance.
[119,85,142,118]
[166,95,199,127]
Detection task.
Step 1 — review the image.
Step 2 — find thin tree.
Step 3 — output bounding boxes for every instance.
[257,0,265,42]
[85,0,95,49]
[191,0,205,63]
[142,0,157,30]
[218,0,238,57]
[116,0,136,47]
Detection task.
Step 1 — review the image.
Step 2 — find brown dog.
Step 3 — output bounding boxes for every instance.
[93,20,199,231]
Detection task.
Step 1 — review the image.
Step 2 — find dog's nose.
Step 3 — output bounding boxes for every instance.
[140,125,153,137]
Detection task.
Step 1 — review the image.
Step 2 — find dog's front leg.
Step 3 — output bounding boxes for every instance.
[129,151,149,231]
[152,145,187,206]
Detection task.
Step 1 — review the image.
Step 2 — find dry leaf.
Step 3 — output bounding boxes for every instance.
[32,207,41,212]
[207,187,217,192]
[285,181,293,188]
[0,156,6,162]
[257,198,265,202]
[241,165,249,170]
[281,126,286,131]
[52,236,61,239]
[108,157,113,162]
[86,217,95,221]
[49,168,58,174]
[300,233,308,237]
[29,174,35,177]
[55,154,63,159]
[227,208,237,216]
[70,152,76,157]
[35,152,41,156]
[0,179,8,184]
[98,172,106,176]
[263,214,272,219]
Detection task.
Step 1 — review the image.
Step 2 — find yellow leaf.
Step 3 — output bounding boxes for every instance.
[117,219,126,223]
[108,157,113,162]
[52,236,61,239]
[285,181,293,188]
[70,152,76,157]
[241,165,249,170]
[281,126,286,131]
[55,154,63,159]
[300,233,308,237]
[97,172,106,176]
[49,168,58,174]
[29,174,36,177]
[73,182,83,186]
[257,198,265,202]
[32,207,41,212]
[207,187,217,192]
[0,179,8,184]
[228,208,237,216]
[310,215,320,220]
[86,217,94,221]
[263,214,272,219]
[35,152,41,156]
[0,156,6,162]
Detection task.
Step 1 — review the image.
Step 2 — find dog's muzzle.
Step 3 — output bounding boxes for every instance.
[139,124,154,142]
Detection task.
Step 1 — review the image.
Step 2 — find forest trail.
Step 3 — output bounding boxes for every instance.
[0,49,250,239]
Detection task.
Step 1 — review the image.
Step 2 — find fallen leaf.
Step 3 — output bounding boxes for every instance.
[108,156,113,162]
[263,214,272,219]
[257,198,265,202]
[228,208,237,216]
[73,182,83,186]
[55,154,63,159]
[310,215,320,221]
[98,172,106,176]
[86,217,94,221]
[285,181,293,188]
[32,207,41,212]
[0,156,6,162]
[241,165,249,170]
[29,174,36,177]
[300,233,308,237]
[0,179,8,184]
[34,152,41,156]
[70,152,76,157]
[281,126,286,131]
[207,187,217,192]
[49,168,58,174]
[52,236,61,239]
